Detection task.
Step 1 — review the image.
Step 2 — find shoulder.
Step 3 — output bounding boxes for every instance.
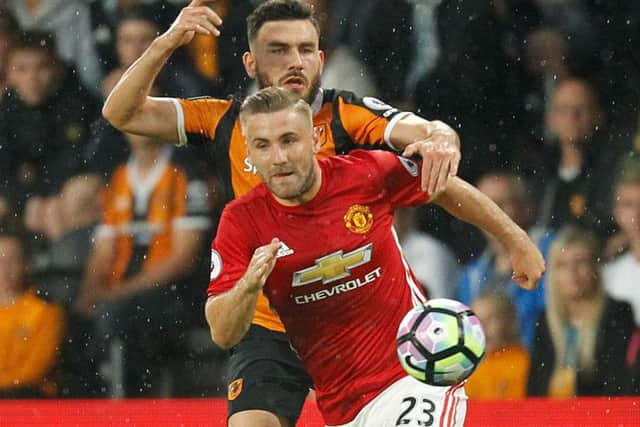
[180,95,238,108]
[224,185,270,216]
[176,95,240,119]
[323,150,395,176]
[323,89,401,116]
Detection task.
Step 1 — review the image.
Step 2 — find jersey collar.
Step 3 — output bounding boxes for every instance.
[311,88,324,114]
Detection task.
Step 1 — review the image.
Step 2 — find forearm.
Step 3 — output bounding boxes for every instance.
[205,278,261,349]
[389,114,461,149]
[102,36,175,129]
[433,177,528,250]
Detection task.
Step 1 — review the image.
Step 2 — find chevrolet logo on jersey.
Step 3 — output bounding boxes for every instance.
[292,243,373,287]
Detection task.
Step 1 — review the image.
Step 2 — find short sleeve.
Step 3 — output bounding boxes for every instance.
[207,207,252,297]
[337,92,409,150]
[172,97,235,146]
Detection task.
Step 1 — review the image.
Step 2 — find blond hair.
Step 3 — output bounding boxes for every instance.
[239,87,312,135]
[546,226,605,375]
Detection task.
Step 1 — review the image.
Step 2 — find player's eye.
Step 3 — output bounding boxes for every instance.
[271,47,286,54]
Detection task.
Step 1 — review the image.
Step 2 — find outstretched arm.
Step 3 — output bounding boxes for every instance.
[205,238,280,349]
[102,0,222,141]
[432,177,545,290]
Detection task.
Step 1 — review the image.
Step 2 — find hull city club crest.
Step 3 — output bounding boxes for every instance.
[344,204,373,234]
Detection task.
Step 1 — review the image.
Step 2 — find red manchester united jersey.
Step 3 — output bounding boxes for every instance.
[174,89,409,333]
[208,150,429,425]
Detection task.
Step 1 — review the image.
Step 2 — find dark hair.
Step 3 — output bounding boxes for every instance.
[246,0,320,42]
[239,86,312,129]
[12,31,58,59]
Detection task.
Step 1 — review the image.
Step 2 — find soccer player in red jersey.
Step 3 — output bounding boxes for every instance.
[102,1,463,425]
[205,87,545,426]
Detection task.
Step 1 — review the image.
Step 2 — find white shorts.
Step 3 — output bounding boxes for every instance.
[328,376,467,427]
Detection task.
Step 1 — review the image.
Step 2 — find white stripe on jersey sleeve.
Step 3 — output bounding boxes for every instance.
[390,225,428,306]
[169,98,188,146]
[383,112,412,151]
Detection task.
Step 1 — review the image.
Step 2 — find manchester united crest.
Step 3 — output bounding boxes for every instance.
[344,204,373,234]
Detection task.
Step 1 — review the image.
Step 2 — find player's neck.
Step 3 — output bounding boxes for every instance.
[273,161,323,207]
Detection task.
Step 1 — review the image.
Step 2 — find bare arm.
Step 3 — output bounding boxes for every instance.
[205,238,280,349]
[388,114,461,195]
[432,177,545,289]
[102,0,222,141]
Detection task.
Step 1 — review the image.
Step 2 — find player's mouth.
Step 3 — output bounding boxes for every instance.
[281,75,307,91]
[272,171,295,181]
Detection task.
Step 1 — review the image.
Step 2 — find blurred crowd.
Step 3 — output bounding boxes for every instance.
[0,0,639,400]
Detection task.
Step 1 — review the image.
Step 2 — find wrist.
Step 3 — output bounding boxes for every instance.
[238,277,262,295]
[500,227,529,253]
[150,35,179,59]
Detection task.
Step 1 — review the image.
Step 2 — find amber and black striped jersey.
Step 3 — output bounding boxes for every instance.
[171,89,408,332]
[95,147,211,288]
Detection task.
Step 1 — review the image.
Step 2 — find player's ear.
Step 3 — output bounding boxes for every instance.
[318,49,325,74]
[243,51,256,79]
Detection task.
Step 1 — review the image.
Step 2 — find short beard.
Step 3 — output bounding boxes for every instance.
[255,69,321,105]
[261,161,317,203]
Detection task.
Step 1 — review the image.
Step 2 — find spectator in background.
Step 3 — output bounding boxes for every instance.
[393,206,458,298]
[517,27,570,144]
[528,226,639,397]
[409,0,520,181]
[465,293,529,399]
[0,31,100,215]
[457,171,554,349]
[0,9,18,99]
[30,175,103,307]
[307,0,380,97]
[73,133,211,396]
[0,230,65,398]
[182,0,252,96]
[102,5,208,99]
[604,156,640,325]
[6,0,104,92]
[535,77,624,237]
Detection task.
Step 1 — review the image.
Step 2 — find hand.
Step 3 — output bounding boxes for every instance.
[509,236,546,290]
[162,0,223,48]
[402,123,461,196]
[241,238,281,293]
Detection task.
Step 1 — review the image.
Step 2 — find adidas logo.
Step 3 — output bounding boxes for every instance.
[277,241,294,258]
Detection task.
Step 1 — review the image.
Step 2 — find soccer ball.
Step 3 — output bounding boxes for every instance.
[396,298,486,386]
